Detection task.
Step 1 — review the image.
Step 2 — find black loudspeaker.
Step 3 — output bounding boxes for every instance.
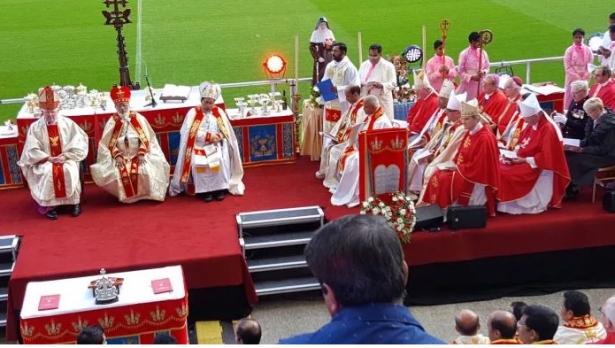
[602,191,615,213]
[415,205,444,231]
[446,205,488,230]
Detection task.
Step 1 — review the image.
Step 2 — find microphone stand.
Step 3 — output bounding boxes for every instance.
[143,74,157,108]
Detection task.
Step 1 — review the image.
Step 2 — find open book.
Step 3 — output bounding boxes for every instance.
[160,84,191,102]
[563,138,580,147]
[413,148,432,164]
[500,149,518,160]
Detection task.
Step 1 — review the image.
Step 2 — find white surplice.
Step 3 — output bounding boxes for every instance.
[330,113,393,207]
[359,58,397,120]
[554,321,606,344]
[18,116,88,207]
[169,106,244,196]
[452,334,490,345]
[322,56,361,115]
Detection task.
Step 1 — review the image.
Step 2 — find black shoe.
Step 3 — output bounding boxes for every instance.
[46,210,58,220]
[204,194,214,202]
[215,191,225,201]
[71,204,81,217]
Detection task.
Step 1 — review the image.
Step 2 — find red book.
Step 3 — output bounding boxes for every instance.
[151,278,173,294]
[38,295,60,311]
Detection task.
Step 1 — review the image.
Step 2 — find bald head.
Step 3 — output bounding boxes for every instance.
[488,310,517,341]
[235,318,262,344]
[363,95,380,115]
[455,309,480,336]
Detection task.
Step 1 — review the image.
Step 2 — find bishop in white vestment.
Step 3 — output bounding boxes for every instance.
[18,86,88,220]
[91,86,170,203]
[358,44,397,120]
[169,82,244,201]
[330,96,392,207]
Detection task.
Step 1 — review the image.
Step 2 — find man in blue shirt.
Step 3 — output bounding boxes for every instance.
[279,214,443,344]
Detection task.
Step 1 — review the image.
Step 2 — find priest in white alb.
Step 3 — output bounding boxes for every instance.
[91,85,170,203]
[330,95,392,207]
[358,43,397,120]
[321,42,361,128]
[18,86,88,220]
[169,82,244,201]
[316,85,366,182]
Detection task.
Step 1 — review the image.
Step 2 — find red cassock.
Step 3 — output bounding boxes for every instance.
[589,80,615,110]
[478,89,508,124]
[498,115,571,208]
[423,125,501,215]
[406,92,439,134]
[495,95,521,136]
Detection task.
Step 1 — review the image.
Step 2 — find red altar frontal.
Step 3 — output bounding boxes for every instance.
[19,266,189,345]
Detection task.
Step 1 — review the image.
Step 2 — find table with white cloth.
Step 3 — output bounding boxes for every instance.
[0,126,22,189]
[19,265,189,344]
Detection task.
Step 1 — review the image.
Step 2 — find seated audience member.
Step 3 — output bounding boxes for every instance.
[589,66,615,109]
[553,80,591,140]
[592,295,615,344]
[554,290,606,344]
[478,74,508,131]
[77,325,107,344]
[517,305,559,344]
[564,97,615,199]
[235,318,262,344]
[153,332,178,344]
[279,215,443,344]
[511,302,528,322]
[452,309,490,344]
[487,310,521,344]
[497,94,570,215]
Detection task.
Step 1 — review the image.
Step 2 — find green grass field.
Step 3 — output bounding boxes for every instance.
[0,0,611,122]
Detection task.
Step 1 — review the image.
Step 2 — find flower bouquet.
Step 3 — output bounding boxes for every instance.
[393,84,416,103]
[360,191,417,243]
[308,86,324,108]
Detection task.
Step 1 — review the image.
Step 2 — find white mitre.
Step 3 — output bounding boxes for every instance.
[519,93,542,118]
[199,82,221,100]
[439,80,455,99]
[447,91,466,111]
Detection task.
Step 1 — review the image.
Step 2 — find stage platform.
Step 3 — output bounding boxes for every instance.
[2,157,615,340]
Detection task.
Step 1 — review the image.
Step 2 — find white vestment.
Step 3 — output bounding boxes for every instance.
[169,106,244,196]
[554,322,607,344]
[90,113,170,203]
[330,113,393,207]
[600,30,615,68]
[322,56,361,115]
[359,58,397,120]
[407,111,449,192]
[18,116,88,207]
[452,334,490,345]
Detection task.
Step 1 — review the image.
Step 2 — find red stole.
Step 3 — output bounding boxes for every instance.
[339,107,386,174]
[496,95,521,136]
[491,339,522,344]
[336,99,365,143]
[46,125,67,199]
[498,116,570,207]
[478,89,508,124]
[563,314,598,329]
[500,115,526,150]
[406,93,439,134]
[108,113,150,199]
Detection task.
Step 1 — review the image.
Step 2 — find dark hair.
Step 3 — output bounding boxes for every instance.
[609,24,615,34]
[469,32,480,42]
[236,319,262,344]
[455,317,479,336]
[433,39,443,50]
[563,290,591,317]
[369,44,382,54]
[304,214,406,306]
[491,315,517,339]
[522,305,559,341]
[511,301,528,321]
[332,42,347,54]
[347,85,361,95]
[610,12,615,20]
[597,66,612,78]
[572,28,585,37]
[77,325,105,344]
[153,332,177,344]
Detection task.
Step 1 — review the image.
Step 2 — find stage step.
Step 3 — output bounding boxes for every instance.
[0,287,8,301]
[254,277,321,296]
[236,206,324,298]
[0,235,20,328]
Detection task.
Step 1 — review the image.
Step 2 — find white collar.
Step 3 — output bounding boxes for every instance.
[470,121,483,135]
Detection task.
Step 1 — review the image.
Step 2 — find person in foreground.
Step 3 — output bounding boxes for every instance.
[169,82,244,201]
[452,309,490,344]
[553,290,606,344]
[487,310,521,344]
[279,215,443,344]
[591,295,615,344]
[235,318,262,344]
[18,86,88,220]
[77,325,106,344]
[90,85,170,203]
[517,305,559,344]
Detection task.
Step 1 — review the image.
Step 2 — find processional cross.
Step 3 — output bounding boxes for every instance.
[102,0,140,90]
[476,29,493,98]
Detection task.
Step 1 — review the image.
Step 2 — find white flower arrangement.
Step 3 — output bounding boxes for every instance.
[360,191,417,243]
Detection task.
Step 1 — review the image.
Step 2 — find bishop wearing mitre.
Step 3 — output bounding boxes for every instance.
[169,82,244,201]
[18,86,89,220]
[90,85,170,203]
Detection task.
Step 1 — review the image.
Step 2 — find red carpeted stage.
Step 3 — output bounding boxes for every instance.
[2,157,615,340]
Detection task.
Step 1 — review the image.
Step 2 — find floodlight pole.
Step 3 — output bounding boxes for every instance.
[102,0,140,90]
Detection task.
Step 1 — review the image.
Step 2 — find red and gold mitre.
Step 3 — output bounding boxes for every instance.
[38,86,60,110]
[110,85,131,104]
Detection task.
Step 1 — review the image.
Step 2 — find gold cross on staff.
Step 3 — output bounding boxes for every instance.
[439,19,451,38]
[478,29,494,47]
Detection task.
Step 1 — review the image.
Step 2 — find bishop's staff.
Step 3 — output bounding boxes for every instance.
[439,19,451,66]
[476,29,493,98]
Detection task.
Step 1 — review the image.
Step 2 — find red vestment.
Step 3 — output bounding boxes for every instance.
[423,124,501,215]
[490,339,522,344]
[495,95,522,136]
[478,89,508,124]
[498,115,571,208]
[589,80,615,110]
[406,92,439,134]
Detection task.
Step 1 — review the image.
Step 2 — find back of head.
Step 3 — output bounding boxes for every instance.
[522,305,559,341]
[236,318,262,344]
[77,325,106,344]
[304,214,406,306]
[455,309,480,336]
[364,95,380,107]
[563,290,591,317]
[511,301,528,321]
[153,332,177,344]
[489,310,517,339]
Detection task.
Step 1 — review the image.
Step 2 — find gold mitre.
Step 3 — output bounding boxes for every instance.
[460,99,480,118]
[199,82,220,100]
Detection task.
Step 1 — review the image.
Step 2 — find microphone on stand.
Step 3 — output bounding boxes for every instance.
[143,74,157,108]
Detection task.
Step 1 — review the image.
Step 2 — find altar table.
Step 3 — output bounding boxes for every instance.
[0,126,22,189]
[19,265,189,344]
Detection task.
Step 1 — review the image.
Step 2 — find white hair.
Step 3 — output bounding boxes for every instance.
[583,97,604,114]
[571,80,589,93]
[604,297,615,327]
[364,95,380,107]
[505,78,521,91]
